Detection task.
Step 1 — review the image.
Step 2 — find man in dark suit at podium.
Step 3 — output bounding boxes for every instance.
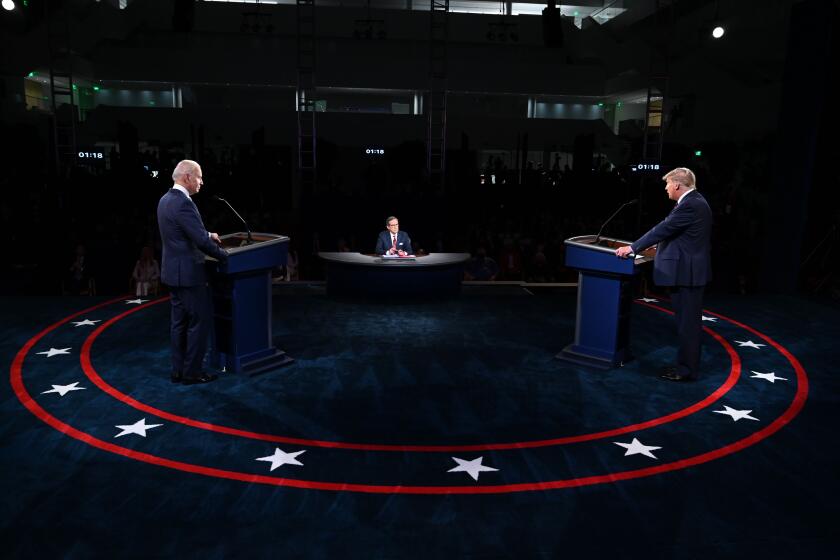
[615,167,712,381]
[157,160,228,385]
[375,216,413,256]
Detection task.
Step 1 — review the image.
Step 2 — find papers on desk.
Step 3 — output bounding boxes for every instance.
[381,254,417,260]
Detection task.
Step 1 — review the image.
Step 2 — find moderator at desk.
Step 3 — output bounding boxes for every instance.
[318,252,471,297]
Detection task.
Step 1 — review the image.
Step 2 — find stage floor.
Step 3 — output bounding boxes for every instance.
[2,287,838,557]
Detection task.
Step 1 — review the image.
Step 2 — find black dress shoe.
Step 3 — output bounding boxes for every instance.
[658,365,677,376]
[182,372,218,385]
[659,370,696,382]
[171,371,182,383]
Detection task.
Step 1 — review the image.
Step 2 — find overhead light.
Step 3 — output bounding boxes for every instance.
[2,0,16,12]
[712,25,725,38]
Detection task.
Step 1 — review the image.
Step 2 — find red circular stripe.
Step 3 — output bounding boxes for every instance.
[9,298,806,494]
[77,299,740,451]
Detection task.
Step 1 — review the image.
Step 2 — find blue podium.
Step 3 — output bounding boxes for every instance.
[207,232,294,375]
[558,235,654,369]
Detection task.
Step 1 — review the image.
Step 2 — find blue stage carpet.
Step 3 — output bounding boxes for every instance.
[1,288,838,558]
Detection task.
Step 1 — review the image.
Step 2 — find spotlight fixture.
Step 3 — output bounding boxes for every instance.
[2,0,15,12]
[710,1,725,39]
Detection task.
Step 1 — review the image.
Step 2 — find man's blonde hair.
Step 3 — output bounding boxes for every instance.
[662,167,696,189]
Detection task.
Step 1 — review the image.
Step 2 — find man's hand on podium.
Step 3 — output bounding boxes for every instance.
[210,232,222,245]
[615,245,634,259]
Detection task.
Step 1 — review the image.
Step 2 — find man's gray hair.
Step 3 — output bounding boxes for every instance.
[385,216,398,226]
[662,167,696,189]
[172,160,200,181]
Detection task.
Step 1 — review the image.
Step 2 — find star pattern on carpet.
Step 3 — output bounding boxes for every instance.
[125,299,149,305]
[713,405,759,422]
[71,319,101,327]
[614,438,662,459]
[114,418,163,438]
[702,315,718,322]
[751,371,787,383]
[448,457,499,481]
[734,340,766,349]
[36,347,71,358]
[41,382,86,397]
[255,448,306,471]
[638,297,658,303]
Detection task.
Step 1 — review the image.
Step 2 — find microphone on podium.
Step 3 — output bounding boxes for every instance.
[594,199,638,244]
[212,195,253,245]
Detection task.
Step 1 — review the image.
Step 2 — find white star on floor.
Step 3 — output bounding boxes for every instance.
[255,448,306,471]
[702,315,718,322]
[114,418,163,438]
[125,299,149,305]
[751,371,788,383]
[36,347,71,358]
[41,382,86,397]
[614,438,662,459]
[734,340,766,349]
[447,456,499,481]
[714,405,759,422]
[71,319,101,327]
[638,297,658,303]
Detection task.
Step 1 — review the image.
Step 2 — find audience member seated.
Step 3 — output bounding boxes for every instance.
[497,237,522,280]
[64,244,96,295]
[464,247,499,281]
[131,246,160,296]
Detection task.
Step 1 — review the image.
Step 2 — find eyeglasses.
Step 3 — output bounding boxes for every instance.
[388,223,399,227]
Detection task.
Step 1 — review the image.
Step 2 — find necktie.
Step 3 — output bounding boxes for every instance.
[392,235,397,249]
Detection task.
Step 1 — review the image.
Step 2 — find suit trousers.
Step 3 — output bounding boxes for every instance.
[169,284,211,376]
[669,285,705,377]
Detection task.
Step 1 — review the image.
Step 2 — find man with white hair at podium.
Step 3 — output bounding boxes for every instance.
[157,159,228,385]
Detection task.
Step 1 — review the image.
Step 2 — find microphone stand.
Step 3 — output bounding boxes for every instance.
[594,199,638,245]
[213,195,253,245]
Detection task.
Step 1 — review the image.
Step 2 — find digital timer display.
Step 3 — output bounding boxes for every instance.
[630,163,660,172]
[365,148,385,155]
[77,151,104,159]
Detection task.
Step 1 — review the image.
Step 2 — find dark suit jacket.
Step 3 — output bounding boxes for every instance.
[631,190,712,287]
[375,230,413,255]
[157,188,228,287]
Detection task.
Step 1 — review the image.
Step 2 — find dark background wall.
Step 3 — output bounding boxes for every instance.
[0,0,836,297]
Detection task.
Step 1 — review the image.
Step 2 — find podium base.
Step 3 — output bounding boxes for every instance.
[556,344,633,370]
[211,347,295,376]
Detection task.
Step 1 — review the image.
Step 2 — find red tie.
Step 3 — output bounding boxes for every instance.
[392,235,397,250]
